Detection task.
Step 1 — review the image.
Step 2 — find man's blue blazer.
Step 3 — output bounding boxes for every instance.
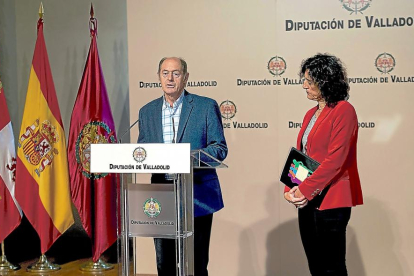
[138,91,228,217]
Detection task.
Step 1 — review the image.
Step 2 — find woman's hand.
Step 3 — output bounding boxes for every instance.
[294,187,304,198]
[284,186,308,208]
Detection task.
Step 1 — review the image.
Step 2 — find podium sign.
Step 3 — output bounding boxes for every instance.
[127,184,176,237]
[90,144,226,276]
[90,143,190,173]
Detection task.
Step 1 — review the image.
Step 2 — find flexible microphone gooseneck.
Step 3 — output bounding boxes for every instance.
[118,118,139,144]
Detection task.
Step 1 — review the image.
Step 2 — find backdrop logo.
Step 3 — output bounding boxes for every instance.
[221,100,269,129]
[143,197,161,218]
[133,147,147,163]
[340,0,372,15]
[375,53,396,74]
[220,100,237,120]
[268,56,287,76]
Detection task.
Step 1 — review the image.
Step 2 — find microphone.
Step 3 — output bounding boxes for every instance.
[166,117,177,181]
[172,117,176,143]
[118,118,139,143]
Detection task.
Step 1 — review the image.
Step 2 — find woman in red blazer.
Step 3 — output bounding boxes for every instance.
[284,54,363,276]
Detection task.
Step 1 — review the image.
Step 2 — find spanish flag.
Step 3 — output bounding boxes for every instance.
[15,17,74,254]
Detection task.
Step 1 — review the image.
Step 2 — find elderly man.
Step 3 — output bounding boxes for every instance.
[138,57,228,276]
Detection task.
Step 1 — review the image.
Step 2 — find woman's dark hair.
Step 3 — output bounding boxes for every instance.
[300,53,349,107]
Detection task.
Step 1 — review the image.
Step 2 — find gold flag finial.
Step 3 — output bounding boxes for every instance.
[90,3,95,18]
[39,2,44,19]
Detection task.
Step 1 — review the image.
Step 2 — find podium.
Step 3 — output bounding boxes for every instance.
[90,143,227,276]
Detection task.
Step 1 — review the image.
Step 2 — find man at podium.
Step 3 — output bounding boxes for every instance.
[138,57,228,276]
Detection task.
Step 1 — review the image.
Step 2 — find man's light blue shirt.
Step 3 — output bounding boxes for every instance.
[162,91,184,144]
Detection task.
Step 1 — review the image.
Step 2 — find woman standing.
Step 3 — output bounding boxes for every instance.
[284,54,363,276]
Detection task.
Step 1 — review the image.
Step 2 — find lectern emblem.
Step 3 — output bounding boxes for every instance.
[133,147,147,163]
[143,197,161,218]
[375,53,395,74]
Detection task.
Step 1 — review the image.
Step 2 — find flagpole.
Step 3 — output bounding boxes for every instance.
[26,254,61,272]
[80,258,114,272]
[77,3,115,272]
[24,4,61,273]
[0,242,21,271]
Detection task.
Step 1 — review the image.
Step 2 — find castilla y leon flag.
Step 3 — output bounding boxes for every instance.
[68,14,118,262]
[0,78,23,243]
[15,18,74,254]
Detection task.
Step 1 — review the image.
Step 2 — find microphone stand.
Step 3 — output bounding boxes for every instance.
[116,118,139,275]
[118,118,139,144]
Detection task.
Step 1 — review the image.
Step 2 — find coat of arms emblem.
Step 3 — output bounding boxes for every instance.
[375,53,396,74]
[133,147,147,163]
[143,197,162,218]
[340,0,372,14]
[220,100,237,120]
[75,121,116,179]
[18,119,59,176]
[268,56,287,76]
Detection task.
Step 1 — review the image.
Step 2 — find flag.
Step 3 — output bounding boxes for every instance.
[68,15,118,262]
[0,77,23,243]
[15,18,74,254]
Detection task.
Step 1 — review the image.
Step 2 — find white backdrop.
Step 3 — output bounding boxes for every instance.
[127,0,414,275]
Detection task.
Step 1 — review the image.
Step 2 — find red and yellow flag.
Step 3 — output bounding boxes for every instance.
[15,18,74,254]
